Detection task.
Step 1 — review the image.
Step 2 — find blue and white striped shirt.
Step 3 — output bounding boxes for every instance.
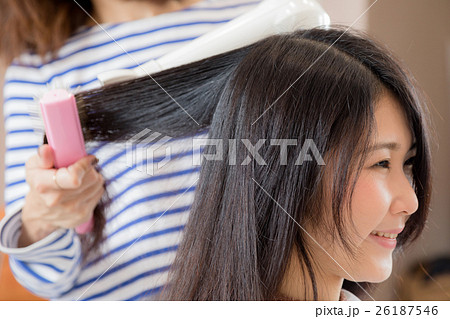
[0,0,260,300]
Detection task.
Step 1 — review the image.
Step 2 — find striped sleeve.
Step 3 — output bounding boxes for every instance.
[1,53,82,299]
[0,210,82,298]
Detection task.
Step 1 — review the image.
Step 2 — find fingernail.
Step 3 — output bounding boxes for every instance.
[38,146,43,157]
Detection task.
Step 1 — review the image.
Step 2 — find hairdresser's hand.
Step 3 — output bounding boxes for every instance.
[18,145,104,247]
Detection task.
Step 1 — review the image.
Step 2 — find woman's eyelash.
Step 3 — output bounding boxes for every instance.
[374,156,416,169]
[375,160,390,169]
[404,156,416,166]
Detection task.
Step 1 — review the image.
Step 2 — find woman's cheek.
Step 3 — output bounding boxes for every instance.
[351,172,392,241]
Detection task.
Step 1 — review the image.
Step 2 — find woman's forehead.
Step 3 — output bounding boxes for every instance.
[371,93,415,151]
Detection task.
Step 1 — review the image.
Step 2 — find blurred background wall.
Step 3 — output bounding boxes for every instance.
[0,0,449,300]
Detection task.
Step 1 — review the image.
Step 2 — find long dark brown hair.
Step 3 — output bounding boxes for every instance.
[0,0,93,64]
[73,27,432,300]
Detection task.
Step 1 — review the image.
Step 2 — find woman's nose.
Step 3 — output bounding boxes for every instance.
[390,170,419,216]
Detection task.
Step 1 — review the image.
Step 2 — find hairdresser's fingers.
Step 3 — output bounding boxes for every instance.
[68,173,104,203]
[25,146,56,192]
[51,155,98,190]
[26,161,92,194]
[85,179,105,200]
[56,166,104,202]
[48,165,104,210]
[83,183,105,211]
[26,149,98,192]
[37,182,104,229]
[77,164,104,191]
[25,145,54,170]
[37,145,55,169]
[66,183,105,228]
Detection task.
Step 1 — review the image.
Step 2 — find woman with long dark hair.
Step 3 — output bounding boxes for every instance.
[74,26,432,300]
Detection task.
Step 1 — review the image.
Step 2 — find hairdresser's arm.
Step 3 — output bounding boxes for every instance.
[0,145,104,298]
[19,145,103,246]
[0,60,104,298]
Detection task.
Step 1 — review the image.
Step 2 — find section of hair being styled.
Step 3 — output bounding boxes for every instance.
[74,26,432,299]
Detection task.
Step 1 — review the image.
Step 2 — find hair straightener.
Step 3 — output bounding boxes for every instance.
[39,89,94,234]
[98,0,330,85]
[36,0,329,234]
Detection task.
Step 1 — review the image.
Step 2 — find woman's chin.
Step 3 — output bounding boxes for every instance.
[366,268,392,283]
[364,251,394,282]
[345,258,393,283]
[345,270,392,283]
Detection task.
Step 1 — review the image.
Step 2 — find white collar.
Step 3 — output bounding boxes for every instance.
[340,289,361,301]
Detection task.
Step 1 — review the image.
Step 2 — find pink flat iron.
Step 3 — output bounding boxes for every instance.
[39,89,94,234]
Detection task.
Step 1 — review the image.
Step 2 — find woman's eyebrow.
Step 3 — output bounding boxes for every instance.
[369,142,417,152]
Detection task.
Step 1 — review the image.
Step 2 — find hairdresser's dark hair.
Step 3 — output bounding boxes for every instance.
[0,0,93,64]
[75,26,432,300]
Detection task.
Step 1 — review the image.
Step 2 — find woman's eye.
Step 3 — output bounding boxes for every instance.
[404,156,416,167]
[373,157,415,170]
[374,160,390,169]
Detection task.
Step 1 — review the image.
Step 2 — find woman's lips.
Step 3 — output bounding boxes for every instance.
[369,232,397,249]
[369,228,403,249]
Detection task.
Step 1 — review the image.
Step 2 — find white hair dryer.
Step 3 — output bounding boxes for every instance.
[98,0,330,85]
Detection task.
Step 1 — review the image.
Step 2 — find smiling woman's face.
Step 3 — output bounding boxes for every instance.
[278,91,422,300]
[320,92,419,283]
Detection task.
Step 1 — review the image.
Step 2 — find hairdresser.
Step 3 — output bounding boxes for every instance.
[0,0,261,300]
